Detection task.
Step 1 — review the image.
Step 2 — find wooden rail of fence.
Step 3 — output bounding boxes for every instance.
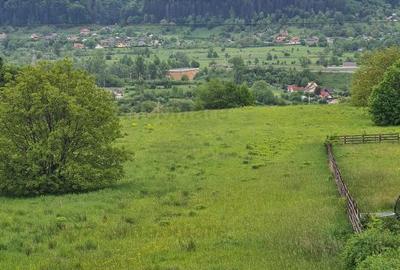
[329,133,400,144]
[326,143,363,233]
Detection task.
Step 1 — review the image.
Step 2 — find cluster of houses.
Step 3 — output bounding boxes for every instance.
[0,32,8,41]
[167,68,200,81]
[274,30,322,46]
[287,81,337,103]
[386,13,398,22]
[27,27,162,49]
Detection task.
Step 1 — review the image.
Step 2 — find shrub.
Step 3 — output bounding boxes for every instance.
[342,228,400,269]
[369,60,400,126]
[196,79,254,109]
[356,248,400,270]
[251,80,277,105]
[0,60,129,196]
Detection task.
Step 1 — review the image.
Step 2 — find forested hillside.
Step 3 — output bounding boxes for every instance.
[0,0,398,26]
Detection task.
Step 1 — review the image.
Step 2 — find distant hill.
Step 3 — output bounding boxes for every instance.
[0,0,398,26]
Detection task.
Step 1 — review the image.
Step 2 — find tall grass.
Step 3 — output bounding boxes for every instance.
[335,144,400,212]
[1,105,398,269]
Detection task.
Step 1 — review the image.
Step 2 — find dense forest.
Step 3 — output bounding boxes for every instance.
[0,0,398,26]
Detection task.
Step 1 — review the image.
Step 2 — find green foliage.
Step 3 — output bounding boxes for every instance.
[335,144,400,212]
[0,60,128,196]
[196,79,254,109]
[250,80,277,105]
[357,248,400,270]
[351,47,400,107]
[369,60,400,126]
[342,226,400,269]
[0,105,365,269]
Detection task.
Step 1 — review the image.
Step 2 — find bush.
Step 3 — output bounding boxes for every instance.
[165,99,195,112]
[0,60,129,196]
[196,79,254,109]
[342,228,400,269]
[357,249,400,270]
[369,60,400,126]
[251,80,277,105]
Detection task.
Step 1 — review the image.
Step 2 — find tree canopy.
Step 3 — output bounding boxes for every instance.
[369,60,400,126]
[0,59,128,196]
[196,79,254,109]
[351,47,400,107]
[0,0,396,26]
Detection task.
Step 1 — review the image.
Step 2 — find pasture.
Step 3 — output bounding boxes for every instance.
[1,105,397,269]
[335,143,400,212]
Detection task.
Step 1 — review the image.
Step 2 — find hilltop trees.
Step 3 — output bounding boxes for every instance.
[351,47,400,106]
[0,60,128,196]
[0,0,394,26]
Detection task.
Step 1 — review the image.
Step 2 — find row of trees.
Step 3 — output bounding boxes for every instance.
[0,0,395,26]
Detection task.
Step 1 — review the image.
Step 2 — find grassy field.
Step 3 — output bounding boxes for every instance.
[334,144,400,212]
[1,105,397,270]
[102,46,355,71]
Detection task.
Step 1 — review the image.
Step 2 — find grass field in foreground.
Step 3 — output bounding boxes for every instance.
[1,105,399,270]
[334,144,400,212]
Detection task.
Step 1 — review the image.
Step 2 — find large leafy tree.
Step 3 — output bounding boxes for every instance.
[369,60,400,126]
[0,59,128,196]
[351,47,400,107]
[196,79,254,109]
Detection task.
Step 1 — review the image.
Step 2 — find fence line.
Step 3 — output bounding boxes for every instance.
[326,143,363,233]
[329,133,400,144]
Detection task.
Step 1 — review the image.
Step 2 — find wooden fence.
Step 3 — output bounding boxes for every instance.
[326,143,363,233]
[328,133,400,144]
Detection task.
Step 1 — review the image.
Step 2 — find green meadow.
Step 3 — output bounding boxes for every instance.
[335,143,400,212]
[1,105,398,270]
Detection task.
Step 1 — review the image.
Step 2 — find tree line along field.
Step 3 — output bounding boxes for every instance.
[83,46,355,71]
[1,104,398,270]
[335,144,400,213]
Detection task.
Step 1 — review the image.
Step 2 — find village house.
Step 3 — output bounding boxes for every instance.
[116,42,128,48]
[100,38,116,48]
[304,81,319,93]
[167,68,200,81]
[80,28,91,36]
[73,43,85,49]
[275,36,287,43]
[319,88,333,99]
[287,85,305,92]
[289,36,301,45]
[107,88,124,99]
[95,44,104,49]
[288,82,335,101]
[275,30,289,44]
[0,32,8,41]
[31,34,40,41]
